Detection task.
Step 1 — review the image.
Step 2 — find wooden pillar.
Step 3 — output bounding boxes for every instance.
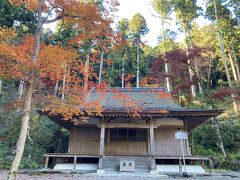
[44,155,49,169]
[149,121,156,170]
[73,155,77,170]
[107,128,110,154]
[98,123,105,169]
[147,128,150,155]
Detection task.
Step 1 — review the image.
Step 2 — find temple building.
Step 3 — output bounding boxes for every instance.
[43,87,223,173]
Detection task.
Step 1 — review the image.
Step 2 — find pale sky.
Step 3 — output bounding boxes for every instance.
[44,0,209,47]
[114,0,209,46]
[114,0,162,46]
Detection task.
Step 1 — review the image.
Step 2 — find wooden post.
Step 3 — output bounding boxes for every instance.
[73,155,77,170]
[149,121,156,170]
[44,155,49,169]
[98,123,105,169]
[107,128,110,154]
[179,157,182,173]
[147,128,150,155]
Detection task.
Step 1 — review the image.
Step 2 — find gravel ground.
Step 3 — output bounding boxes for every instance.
[0,170,240,180]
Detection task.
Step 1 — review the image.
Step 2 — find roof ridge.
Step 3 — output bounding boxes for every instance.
[92,87,167,92]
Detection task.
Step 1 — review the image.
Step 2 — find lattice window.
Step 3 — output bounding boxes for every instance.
[110,128,147,142]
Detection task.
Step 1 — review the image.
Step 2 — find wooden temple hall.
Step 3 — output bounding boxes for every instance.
[44,87,223,173]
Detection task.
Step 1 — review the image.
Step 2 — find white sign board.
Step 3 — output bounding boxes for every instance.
[175,131,188,174]
[175,131,187,140]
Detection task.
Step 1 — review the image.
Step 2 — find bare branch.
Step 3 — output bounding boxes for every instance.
[44,15,63,24]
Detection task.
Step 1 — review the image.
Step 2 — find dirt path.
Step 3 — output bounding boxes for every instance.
[0,170,240,180]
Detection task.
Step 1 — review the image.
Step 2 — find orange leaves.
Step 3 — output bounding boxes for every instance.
[140,77,160,87]
[109,88,142,116]
[112,32,130,51]
[156,91,172,100]
[38,44,78,81]
[0,43,23,78]
[1,0,120,122]
[46,92,104,121]
[0,28,17,42]
[145,88,172,100]
[46,95,85,121]
[0,34,79,83]
[17,35,35,69]
[9,0,41,11]
[56,1,113,46]
[0,35,36,79]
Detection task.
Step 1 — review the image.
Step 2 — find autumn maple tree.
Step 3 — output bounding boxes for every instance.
[0,0,118,179]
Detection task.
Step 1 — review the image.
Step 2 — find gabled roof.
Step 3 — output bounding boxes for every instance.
[83,87,223,130]
[43,87,223,131]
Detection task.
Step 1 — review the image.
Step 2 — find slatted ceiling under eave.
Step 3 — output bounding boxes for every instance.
[184,116,211,131]
[39,113,73,130]
[51,117,74,128]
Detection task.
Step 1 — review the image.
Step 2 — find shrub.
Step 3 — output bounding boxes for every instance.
[219,161,240,171]
[234,152,240,160]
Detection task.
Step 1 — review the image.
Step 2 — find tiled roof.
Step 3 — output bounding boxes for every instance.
[85,87,184,111]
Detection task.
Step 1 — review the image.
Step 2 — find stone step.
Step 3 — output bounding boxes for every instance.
[102,156,151,172]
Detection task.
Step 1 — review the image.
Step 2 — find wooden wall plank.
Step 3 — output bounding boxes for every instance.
[68,127,100,155]
[154,127,190,156]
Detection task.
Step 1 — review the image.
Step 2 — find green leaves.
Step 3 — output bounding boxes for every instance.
[152,0,172,19]
[0,0,36,35]
[129,13,149,39]
[172,0,202,30]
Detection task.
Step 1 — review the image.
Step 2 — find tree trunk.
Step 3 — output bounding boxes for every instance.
[231,44,240,84]
[161,19,171,92]
[8,1,44,179]
[184,29,196,98]
[66,68,70,94]
[54,80,59,97]
[61,61,68,100]
[0,79,2,95]
[98,52,104,84]
[84,50,90,93]
[235,63,240,85]
[215,118,227,159]
[136,42,140,88]
[207,58,212,89]
[229,52,239,86]
[213,0,238,115]
[121,56,125,88]
[16,80,25,112]
[187,61,228,159]
[61,74,66,100]
[8,79,34,180]
[217,32,232,86]
[213,0,232,86]
[18,80,24,97]
[195,62,203,94]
